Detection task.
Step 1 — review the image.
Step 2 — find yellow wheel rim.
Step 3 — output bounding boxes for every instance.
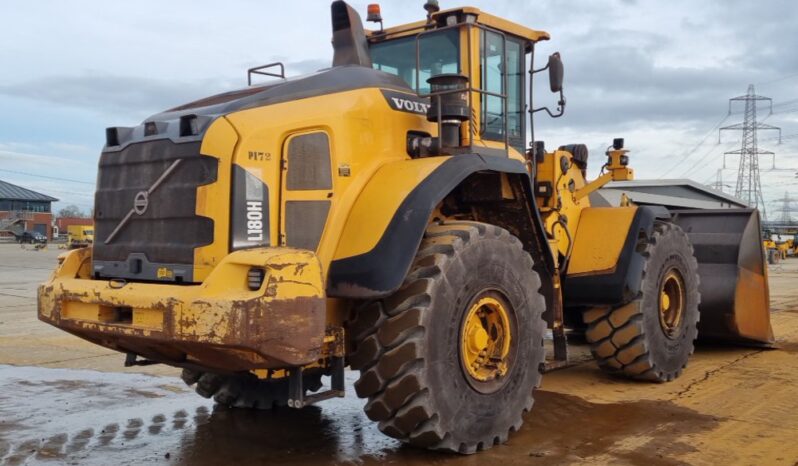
[659,269,685,339]
[460,294,512,384]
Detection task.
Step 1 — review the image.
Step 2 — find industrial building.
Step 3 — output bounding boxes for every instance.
[0,179,58,240]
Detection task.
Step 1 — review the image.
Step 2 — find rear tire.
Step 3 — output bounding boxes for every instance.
[181,369,322,409]
[583,221,700,382]
[347,222,546,453]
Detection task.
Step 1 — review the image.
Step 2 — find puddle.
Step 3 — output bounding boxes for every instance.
[0,365,718,465]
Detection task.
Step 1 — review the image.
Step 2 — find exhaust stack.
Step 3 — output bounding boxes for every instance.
[331,1,372,68]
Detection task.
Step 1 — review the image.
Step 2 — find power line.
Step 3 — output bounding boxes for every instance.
[759,132,798,142]
[657,113,729,179]
[39,187,95,198]
[772,98,798,108]
[0,168,95,185]
[678,139,728,177]
[758,72,798,86]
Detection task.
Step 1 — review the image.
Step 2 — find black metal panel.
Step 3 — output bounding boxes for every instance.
[230,165,270,250]
[92,139,217,282]
[285,201,330,251]
[286,133,333,191]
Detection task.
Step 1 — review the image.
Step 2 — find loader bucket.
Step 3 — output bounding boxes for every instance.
[670,209,774,346]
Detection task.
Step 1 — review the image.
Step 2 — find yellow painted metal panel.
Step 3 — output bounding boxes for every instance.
[332,156,448,260]
[194,117,240,282]
[567,207,638,276]
[38,246,327,369]
[132,308,164,330]
[225,88,436,272]
[62,301,115,323]
[366,7,549,42]
[537,148,593,261]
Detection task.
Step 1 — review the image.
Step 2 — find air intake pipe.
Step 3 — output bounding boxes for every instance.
[426,74,469,148]
[331,1,372,67]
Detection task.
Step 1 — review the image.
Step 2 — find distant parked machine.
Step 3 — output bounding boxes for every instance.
[764,234,796,263]
[776,239,794,260]
[67,225,94,249]
[15,230,47,244]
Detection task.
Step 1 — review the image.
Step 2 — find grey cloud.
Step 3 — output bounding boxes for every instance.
[0,0,795,205]
[541,53,743,132]
[0,57,331,120]
[0,75,234,120]
[534,20,795,135]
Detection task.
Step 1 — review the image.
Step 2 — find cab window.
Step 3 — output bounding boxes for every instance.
[370,29,460,94]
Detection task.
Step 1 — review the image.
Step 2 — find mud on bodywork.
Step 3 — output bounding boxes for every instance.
[37,247,326,373]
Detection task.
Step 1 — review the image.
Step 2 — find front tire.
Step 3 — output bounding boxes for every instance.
[583,221,700,382]
[347,222,546,453]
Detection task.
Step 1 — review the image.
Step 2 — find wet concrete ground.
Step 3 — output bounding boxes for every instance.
[2,244,798,465]
[0,365,721,466]
[0,367,399,465]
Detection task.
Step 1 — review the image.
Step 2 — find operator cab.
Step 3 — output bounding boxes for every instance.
[365,4,565,155]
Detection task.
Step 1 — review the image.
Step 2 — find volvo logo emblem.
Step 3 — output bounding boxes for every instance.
[133,191,149,215]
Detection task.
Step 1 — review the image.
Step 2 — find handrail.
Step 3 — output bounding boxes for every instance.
[247,62,286,85]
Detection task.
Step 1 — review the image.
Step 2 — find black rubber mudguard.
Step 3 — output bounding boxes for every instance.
[327,154,551,299]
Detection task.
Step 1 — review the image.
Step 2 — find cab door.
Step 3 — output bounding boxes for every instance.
[478,29,526,153]
[279,130,334,252]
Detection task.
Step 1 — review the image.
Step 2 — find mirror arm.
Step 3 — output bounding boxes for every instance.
[532,89,566,118]
[531,63,550,75]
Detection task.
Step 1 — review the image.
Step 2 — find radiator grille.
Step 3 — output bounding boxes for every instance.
[92,139,217,282]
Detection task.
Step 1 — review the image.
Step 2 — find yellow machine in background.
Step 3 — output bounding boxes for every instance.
[776,239,794,260]
[38,1,773,454]
[779,239,795,257]
[765,236,796,263]
[66,225,94,249]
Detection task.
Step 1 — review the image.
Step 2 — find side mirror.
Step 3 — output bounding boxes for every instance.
[532,51,566,118]
[548,52,564,93]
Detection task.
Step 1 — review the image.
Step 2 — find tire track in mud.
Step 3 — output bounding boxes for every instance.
[0,366,212,465]
[0,406,208,465]
[0,367,391,466]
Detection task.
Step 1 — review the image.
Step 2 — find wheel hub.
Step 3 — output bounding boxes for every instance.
[658,269,685,339]
[460,294,512,385]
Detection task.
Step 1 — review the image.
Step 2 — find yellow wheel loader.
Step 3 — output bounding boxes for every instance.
[38,1,774,454]
[776,239,792,260]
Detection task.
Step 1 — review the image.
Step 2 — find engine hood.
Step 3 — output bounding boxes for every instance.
[103,65,410,151]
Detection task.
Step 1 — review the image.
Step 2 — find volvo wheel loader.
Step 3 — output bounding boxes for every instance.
[38,1,774,454]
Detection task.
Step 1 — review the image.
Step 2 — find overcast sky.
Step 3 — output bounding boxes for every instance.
[1,0,796,218]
